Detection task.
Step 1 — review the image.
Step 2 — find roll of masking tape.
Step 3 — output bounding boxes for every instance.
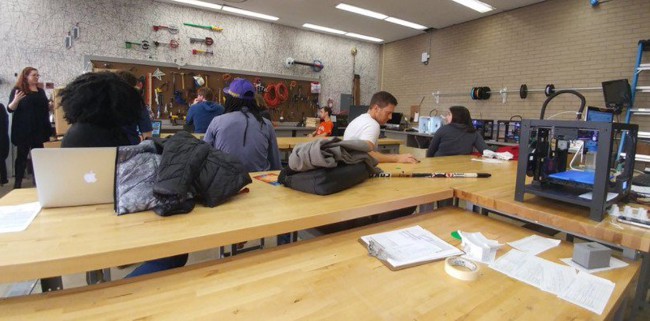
[444,256,480,281]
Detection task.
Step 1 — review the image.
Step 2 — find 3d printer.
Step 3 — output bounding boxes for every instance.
[515,90,638,221]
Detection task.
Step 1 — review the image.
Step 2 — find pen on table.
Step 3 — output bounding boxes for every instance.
[370,172,491,178]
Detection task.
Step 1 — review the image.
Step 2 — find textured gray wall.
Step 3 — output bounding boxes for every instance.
[0,0,380,111]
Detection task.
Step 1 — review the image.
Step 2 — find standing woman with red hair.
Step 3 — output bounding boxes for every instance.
[7,67,52,188]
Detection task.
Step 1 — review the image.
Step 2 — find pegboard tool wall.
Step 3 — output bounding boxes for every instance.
[93,60,320,123]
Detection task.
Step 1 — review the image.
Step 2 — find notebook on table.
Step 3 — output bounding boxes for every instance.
[31,148,116,208]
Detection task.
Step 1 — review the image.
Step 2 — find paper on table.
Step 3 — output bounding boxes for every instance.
[508,234,561,255]
[491,249,614,315]
[0,202,42,234]
[458,231,503,264]
[558,271,615,315]
[560,257,629,274]
[360,225,463,269]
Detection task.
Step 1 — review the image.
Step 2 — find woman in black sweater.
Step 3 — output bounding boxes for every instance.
[7,67,52,188]
[426,106,488,157]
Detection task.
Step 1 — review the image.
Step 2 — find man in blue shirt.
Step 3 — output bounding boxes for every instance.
[186,87,224,133]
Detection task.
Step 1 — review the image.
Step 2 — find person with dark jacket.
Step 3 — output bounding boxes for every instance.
[59,72,142,147]
[426,106,489,157]
[7,67,52,188]
[0,103,9,185]
[186,87,224,133]
[203,78,281,172]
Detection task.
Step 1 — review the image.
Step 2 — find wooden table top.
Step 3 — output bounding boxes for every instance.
[0,207,639,321]
[0,171,452,283]
[415,156,650,253]
[276,137,402,150]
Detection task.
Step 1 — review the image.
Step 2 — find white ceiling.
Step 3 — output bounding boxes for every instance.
[161,0,547,43]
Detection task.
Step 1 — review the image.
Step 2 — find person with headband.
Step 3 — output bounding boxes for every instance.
[426,105,488,157]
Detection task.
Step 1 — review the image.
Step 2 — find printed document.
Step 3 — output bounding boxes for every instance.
[360,225,463,270]
[508,234,561,255]
[491,249,614,315]
[0,202,42,234]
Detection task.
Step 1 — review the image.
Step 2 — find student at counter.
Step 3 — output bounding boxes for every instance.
[426,105,488,157]
[344,91,418,164]
[307,107,333,137]
[115,71,153,144]
[186,87,224,133]
[204,78,281,171]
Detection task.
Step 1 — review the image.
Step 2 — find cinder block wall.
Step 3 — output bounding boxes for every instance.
[382,0,650,129]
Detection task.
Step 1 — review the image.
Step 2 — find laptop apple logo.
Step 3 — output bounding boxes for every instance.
[84,171,97,183]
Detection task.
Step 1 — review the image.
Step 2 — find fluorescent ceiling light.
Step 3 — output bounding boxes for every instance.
[336,3,387,20]
[452,0,494,13]
[222,6,279,21]
[303,23,346,35]
[345,33,383,43]
[172,0,222,10]
[385,17,427,30]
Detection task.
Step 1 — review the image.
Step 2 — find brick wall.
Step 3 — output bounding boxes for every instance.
[382,0,650,130]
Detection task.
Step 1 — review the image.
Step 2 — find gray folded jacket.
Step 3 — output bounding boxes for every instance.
[288,137,381,173]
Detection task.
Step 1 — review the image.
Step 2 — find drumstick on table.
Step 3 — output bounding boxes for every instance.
[370,172,491,178]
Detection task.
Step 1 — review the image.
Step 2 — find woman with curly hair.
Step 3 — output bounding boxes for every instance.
[7,67,52,188]
[59,72,142,147]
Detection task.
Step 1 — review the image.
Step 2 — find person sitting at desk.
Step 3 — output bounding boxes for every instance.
[186,87,224,134]
[115,70,153,144]
[426,105,488,157]
[204,78,281,171]
[344,91,418,164]
[60,72,142,147]
[307,107,333,137]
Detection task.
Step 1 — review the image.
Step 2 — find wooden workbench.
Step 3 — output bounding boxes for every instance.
[0,208,639,320]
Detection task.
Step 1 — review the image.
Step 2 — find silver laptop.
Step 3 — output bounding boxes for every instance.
[31,148,116,208]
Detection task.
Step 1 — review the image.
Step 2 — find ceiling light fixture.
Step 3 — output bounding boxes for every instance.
[345,33,383,43]
[303,23,346,35]
[222,6,279,21]
[335,3,388,20]
[172,0,222,10]
[384,17,427,30]
[451,0,495,13]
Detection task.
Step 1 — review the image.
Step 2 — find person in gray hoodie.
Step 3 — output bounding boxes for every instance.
[185,87,224,133]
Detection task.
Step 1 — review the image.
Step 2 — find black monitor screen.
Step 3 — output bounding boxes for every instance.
[602,79,631,108]
[586,106,614,123]
[348,105,368,122]
[388,112,403,125]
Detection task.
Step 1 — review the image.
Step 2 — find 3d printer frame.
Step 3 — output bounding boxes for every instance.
[515,120,638,221]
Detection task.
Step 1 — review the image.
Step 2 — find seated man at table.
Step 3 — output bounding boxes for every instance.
[186,87,224,134]
[343,91,418,164]
[307,107,333,137]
